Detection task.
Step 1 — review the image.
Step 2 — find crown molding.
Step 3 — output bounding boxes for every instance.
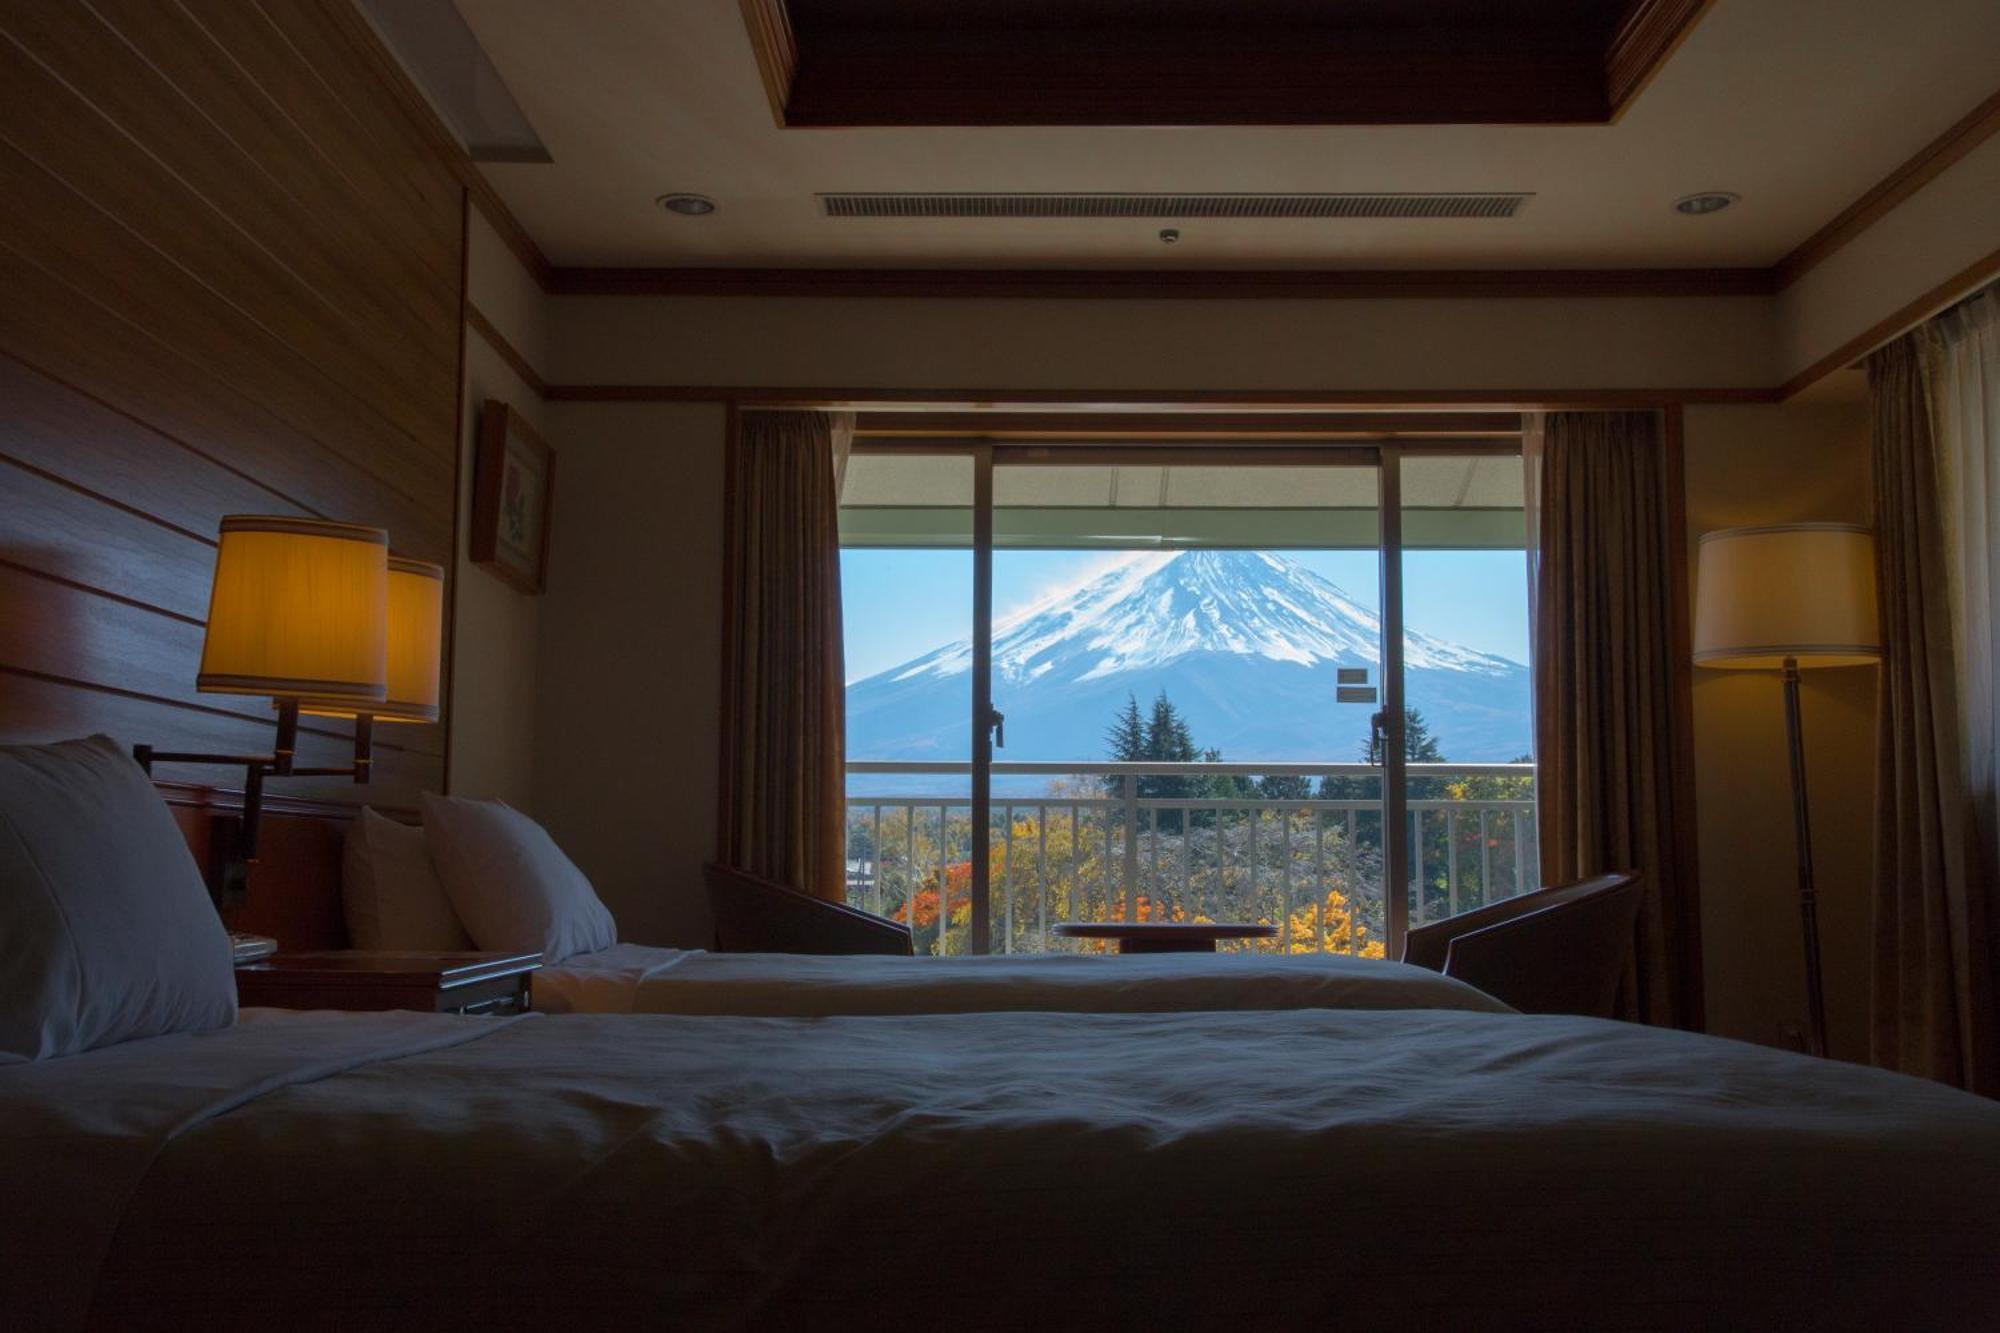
[1774,82,2000,289]
[1605,0,1717,118]
[546,265,1775,300]
[546,385,1779,409]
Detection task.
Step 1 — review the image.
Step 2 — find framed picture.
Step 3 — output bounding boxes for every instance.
[471,399,554,594]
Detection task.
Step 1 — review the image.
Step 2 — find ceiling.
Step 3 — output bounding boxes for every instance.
[775,0,1646,128]
[457,0,2000,271]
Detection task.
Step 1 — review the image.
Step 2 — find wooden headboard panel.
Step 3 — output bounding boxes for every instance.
[158,780,415,952]
[0,2,461,814]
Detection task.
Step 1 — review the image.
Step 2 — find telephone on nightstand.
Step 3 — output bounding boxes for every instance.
[228,931,278,965]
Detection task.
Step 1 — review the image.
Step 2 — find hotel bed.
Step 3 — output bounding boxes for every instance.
[529,943,1515,1016]
[7,739,1997,1330]
[8,1005,2000,1331]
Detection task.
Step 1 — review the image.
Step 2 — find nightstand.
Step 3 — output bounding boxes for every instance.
[235,951,542,1015]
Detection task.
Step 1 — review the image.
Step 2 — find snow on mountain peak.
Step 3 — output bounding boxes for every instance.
[885,549,1518,686]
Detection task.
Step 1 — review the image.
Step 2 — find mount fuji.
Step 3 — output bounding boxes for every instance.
[846,549,1531,769]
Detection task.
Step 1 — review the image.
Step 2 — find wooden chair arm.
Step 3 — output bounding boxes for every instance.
[704,862,915,956]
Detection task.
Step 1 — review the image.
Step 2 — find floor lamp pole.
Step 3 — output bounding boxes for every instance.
[1781,655,1829,1058]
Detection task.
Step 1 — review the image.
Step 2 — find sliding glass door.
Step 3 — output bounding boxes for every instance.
[840,440,1534,958]
[977,447,1401,955]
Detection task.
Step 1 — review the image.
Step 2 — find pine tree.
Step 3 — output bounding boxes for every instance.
[1102,693,1146,801]
[1105,692,1146,761]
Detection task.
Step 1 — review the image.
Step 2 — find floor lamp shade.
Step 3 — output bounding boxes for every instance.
[196,516,390,702]
[1693,524,1880,668]
[1690,521,1879,1061]
[296,558,445,723]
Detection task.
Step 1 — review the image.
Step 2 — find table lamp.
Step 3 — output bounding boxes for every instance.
[1693,522,1880,1058]
[287,556,447,766]
[134,516,395,901]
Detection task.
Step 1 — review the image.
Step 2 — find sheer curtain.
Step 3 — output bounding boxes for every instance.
[719,410,856,902]
[1897,288,2000,1094]
[1933,290,2000,896]
[1866,331,1991,1092]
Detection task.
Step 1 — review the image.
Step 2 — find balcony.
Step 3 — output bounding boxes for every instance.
[844,761,1538,956]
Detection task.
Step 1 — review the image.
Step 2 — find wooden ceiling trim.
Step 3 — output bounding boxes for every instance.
[465,302,547,397]
[854,411,1522,438]
[547,384,1779,409]
[1777,239,2000,398]
[739,0,799,128]
[1604,0,1716,117]
[548,265,1774,300]
[1774,83,2000,289]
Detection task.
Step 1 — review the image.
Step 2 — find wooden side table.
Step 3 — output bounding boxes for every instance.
[235,951,542,1014]
[1053,922,1280,954]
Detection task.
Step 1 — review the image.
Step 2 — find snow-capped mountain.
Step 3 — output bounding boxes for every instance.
[848,549,1531,770]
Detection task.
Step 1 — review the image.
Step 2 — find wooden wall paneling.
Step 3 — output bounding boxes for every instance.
[6,3,460,367]
[91,0,461,323]
[0,562,439,761]
[0,146,455,503]
[175,0,464,262]
[0,467,220,622]
[0,0,459,818]
[0,269,451,563]
[252,0,474,233]
[0,672,431,813]
[0,355,312,539]
[0,54,456,468]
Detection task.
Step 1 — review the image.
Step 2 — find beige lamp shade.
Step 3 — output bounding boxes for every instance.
[296,557,444,723]
[197,516,389,701]
[1692,523,1880,669]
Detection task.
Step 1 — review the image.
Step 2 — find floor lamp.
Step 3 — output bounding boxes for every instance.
[1693,524,1880,1058]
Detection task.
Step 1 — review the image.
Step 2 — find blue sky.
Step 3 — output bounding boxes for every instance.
[841,547,1531,683]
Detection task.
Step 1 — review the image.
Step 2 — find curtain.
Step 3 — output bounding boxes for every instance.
[1869,320,1996,1094]
[1521,411,1546,766]
[1533,410,1701,1028]
[720,410,855,902]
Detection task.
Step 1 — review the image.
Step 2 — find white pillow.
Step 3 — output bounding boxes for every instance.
[342,808,471,951]
[0,735,236,1061]
[420,794,615,963]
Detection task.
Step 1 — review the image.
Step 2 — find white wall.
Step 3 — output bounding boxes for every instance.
[533,401,727,946]
[448,209,549,807]
[550,291,1777,391]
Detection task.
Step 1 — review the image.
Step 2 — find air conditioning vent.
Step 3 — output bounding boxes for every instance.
[820,193,1530,220]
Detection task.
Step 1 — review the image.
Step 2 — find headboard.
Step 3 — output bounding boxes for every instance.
[158,781,400,952]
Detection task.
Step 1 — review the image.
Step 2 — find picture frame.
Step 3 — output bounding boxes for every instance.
[471,399,554,594]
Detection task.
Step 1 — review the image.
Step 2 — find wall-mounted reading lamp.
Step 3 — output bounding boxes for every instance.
[132,517,443,902]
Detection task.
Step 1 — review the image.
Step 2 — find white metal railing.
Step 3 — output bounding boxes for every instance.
[843,761,1537,957]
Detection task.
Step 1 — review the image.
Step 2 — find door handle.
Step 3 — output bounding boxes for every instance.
[988,707,1006,750]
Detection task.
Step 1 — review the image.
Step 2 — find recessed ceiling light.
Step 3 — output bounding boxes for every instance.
[657,193,717,216]
[1674,192,1739,216]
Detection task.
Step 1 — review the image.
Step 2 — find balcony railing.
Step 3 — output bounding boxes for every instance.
[844,761,1538,957]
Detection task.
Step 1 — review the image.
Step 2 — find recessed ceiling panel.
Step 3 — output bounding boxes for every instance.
[763,0,1700,127]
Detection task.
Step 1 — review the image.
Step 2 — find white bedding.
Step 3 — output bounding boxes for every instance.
[531,942,1516,1016]
[5,1007,1998,1330]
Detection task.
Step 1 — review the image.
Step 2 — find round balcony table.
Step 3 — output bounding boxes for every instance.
[1053,921,1279,954]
